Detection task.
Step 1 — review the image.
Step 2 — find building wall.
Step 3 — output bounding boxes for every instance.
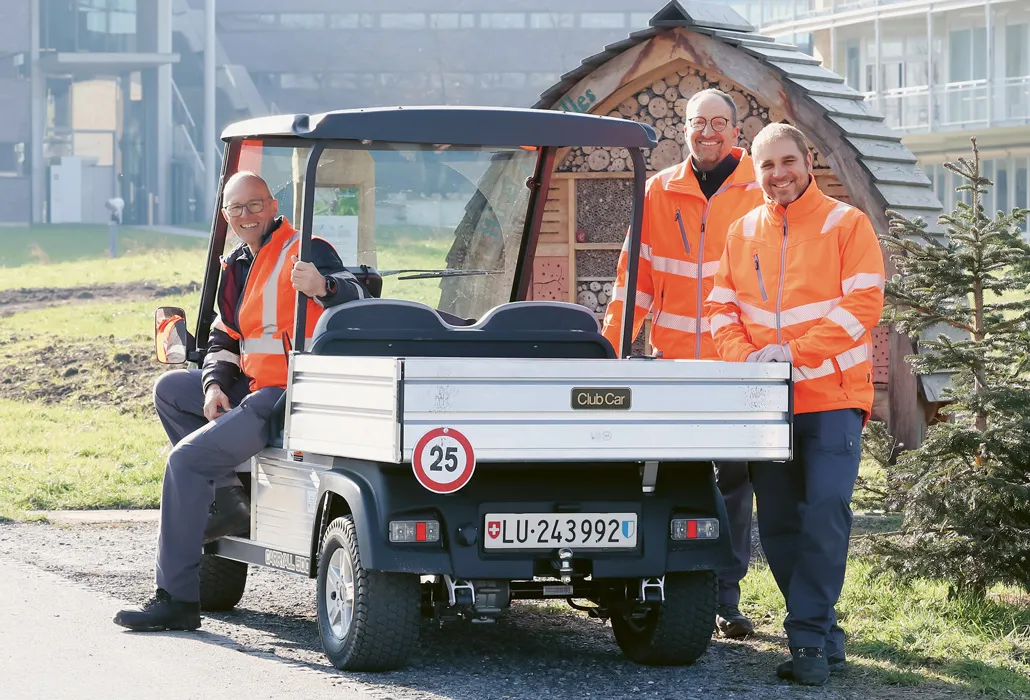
[0,0,33,222]
[177,0,661,114]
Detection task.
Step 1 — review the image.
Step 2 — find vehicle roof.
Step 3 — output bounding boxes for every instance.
[220,105,658,149]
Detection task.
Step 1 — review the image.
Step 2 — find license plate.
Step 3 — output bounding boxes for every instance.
[483,513,638,549]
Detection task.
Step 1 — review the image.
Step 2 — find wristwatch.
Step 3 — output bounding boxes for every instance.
[323,275,338,297]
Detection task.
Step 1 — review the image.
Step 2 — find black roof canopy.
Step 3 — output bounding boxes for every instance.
[221,106,658,149]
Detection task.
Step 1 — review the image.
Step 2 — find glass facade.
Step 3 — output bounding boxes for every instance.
[925,157,1030,232]
[41,0,138,53]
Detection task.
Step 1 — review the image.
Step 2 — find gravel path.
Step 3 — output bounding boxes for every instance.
[0,520,964,700]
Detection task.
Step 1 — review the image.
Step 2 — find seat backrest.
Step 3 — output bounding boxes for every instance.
[309,299,615,359]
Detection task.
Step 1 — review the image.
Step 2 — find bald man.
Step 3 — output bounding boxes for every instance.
[115,172,367,631]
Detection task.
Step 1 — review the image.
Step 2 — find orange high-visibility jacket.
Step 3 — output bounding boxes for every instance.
[224,219,324,391]
[602,148,764,359]
[705,179,885,417]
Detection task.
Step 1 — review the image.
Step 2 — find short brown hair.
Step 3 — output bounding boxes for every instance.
[751,123,809,160]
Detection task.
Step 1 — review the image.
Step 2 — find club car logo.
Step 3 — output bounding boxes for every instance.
[571,387,632,410]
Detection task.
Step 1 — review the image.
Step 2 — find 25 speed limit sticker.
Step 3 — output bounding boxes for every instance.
[411,427,476,494]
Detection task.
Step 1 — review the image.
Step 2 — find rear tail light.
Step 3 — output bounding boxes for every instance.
[390,520,440,543]
[670,518,719,540]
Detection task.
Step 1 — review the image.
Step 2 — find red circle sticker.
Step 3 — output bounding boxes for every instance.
[411,427,476,494]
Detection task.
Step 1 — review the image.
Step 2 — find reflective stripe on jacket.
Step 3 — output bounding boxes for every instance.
[705,178,885,417]
[233,219,324,391]
[601,148,764,359]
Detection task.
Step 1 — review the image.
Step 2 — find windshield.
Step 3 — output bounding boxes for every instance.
[232,139,538,320]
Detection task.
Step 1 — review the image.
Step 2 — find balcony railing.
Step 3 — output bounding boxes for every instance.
[861,76,1030,133]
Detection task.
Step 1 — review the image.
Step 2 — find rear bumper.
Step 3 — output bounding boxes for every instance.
[320,460,734,579]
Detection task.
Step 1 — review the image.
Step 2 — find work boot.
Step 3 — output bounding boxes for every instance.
[203,485,251,544]
[776,651,847,679]
[715,604,755,638]
[780,647,830,686]
[113,588,201,632]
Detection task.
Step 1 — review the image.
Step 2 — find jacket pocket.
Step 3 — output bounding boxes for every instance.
[753,253,769,301]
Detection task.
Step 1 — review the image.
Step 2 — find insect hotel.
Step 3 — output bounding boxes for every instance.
[526,0,946,448]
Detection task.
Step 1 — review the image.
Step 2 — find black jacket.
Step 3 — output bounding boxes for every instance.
[201,217,365,392]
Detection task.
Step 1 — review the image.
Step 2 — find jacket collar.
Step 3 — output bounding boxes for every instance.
[766,176,824,221]
[662,147,756,196]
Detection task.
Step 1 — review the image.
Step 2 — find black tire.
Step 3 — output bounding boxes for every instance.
[199,553,248,612]
[611,570,717,666]
[316,516,421,671]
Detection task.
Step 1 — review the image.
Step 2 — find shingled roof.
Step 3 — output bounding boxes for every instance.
[531,0,944,234]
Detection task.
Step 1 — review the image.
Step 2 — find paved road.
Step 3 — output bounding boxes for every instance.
[0,556,382,700]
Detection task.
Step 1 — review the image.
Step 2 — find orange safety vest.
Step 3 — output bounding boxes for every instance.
[706,179,885,418]
[226,218,324,391]
[602,148,764,359]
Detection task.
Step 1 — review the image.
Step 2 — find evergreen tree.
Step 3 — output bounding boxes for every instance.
[874,138,1030,597]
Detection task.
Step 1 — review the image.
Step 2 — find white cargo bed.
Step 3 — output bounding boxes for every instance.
[282,355,792,463]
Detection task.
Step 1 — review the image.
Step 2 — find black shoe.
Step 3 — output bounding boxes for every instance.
[779,647,830,686]
[776,651,847,679]
[715,604,755,638]
[203,485,250,544]
[113,588,201,632]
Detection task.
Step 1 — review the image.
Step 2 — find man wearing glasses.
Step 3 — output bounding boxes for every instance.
[114,171,367,632]
[602,89,765,638]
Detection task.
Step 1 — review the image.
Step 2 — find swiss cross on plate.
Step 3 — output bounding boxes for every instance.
[411,427,477,494]
[487,521,502,539]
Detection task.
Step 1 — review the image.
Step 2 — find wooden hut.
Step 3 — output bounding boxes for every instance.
[525,0,946,449]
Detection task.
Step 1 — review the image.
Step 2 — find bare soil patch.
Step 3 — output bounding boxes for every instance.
[0,281,200,317]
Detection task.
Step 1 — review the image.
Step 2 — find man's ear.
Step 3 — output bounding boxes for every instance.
[806,150,814,171]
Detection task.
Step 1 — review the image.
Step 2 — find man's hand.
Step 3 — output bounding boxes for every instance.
[754,344,791,363]
[745,350,762,362]
[290,255,327,298]
[204,385,231,421]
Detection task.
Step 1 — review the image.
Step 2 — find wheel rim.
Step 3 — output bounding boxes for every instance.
[325,547,355,640]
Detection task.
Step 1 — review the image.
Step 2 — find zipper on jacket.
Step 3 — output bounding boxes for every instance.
[776,218,788,345]
[753,253,768,302]
[675,209,690,255]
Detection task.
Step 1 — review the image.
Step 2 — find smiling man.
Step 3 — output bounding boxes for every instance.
[705,123,885,686]
[601,88,765,639]
[114,172,368,633]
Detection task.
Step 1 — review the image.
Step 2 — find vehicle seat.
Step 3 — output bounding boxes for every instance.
[267,300,614,447]
[307,299,615,359]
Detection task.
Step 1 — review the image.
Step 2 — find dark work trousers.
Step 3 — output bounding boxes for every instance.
[152,369,283,602]
[154,369,253,489]
[714,461,753,608]
[750,408,863,655]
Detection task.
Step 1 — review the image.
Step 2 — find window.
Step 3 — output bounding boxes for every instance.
[845,41,861,91]
[330,14,359,29]
[1006,24,1029,77]
[280,73,320,89]
[430,13,475,28]
[630,12,652,28]
[479,13,525,29]
[949,27,988,82]
[528,72,559,88]
[997,164,1009,215]
[220,13,277,30]
[0,143,21,175]
[279,14,325,30]
[381,13,426,29]
[529,13,574,29]
[580,13,625,29]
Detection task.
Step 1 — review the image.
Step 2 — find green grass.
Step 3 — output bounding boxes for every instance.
[0,293,201,341]
[0,400,166,520]
[742,559,1030,695]
[0,225,207,269]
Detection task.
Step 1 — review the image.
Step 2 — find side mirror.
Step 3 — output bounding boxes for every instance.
[155,306,188,364]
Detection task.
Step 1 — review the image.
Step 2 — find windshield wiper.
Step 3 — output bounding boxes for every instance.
[379,268,501,280]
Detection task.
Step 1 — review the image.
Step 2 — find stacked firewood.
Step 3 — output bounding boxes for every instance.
[559,67,787,174]
[575,280,616,314]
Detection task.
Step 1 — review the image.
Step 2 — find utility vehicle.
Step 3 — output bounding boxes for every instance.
[154,106,792,671]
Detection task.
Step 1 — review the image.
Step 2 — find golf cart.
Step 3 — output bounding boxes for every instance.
[153,106,792,671]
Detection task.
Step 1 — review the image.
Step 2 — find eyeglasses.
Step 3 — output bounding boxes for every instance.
[687,116,731,132]
[222,198,272,217]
